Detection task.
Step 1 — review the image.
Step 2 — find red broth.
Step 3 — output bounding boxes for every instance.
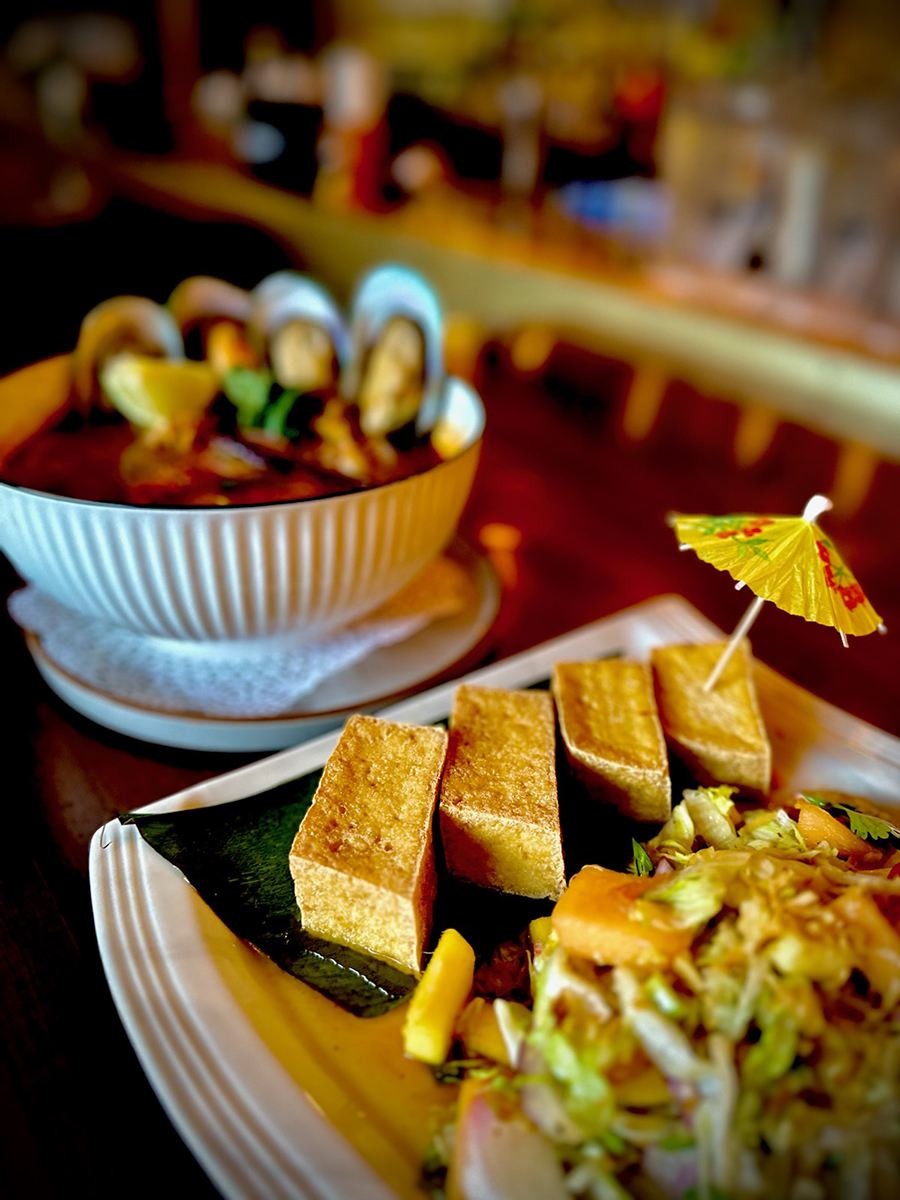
[2,418,441,507]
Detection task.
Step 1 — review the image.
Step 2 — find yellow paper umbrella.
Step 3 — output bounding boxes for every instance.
[671,494,885,691]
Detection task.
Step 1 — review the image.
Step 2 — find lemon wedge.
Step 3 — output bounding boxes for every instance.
[100,353,219,450]
[72,295,183,407]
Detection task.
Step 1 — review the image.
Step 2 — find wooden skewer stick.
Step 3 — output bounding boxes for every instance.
[703,594,766,692]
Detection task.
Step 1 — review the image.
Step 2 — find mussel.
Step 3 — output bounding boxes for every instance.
[167,276,256,375]
[71,296,183,409]
[251,270,313,310]
[250,273,348,395]
[168,275,252,332]
[355,315,427,439]
[346,265,444,439]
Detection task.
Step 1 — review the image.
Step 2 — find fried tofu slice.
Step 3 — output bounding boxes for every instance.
[439,685,565,899]
[651,641,771,794]
[552,661,671,823]
[289,714,448,975]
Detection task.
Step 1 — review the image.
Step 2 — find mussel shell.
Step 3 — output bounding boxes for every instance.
[251,270,310,311]
[167,276,252,334]
[249,272,349,368]
[346,264,444,436]
[72,296,183,406]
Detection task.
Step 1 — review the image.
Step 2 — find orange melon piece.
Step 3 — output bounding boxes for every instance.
[796,799,870,857]
[551,865,693,967]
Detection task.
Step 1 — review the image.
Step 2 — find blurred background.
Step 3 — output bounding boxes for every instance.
[1,0,899,726]
[2,15,898,1198]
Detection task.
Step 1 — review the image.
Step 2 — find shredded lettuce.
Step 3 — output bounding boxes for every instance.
[741,995,800,1090]
[441,794,900,1200]
[699,958,763,1042]
[529,1025,616,1134]
[641,866,728,929]
[649,787,739,860]
[648,800,696,860]
[685,787,738,849]
[566,1160,634,1200]
[528,945,622,1135]
[738,809,806,854]
[644,972,688,1019]
[532,945,612,1030]
[614,968,708,1083]
[766,932,851,987]
[704,786,739,816]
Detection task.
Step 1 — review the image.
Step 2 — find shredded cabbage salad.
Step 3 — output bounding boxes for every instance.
[424,789,900,1200]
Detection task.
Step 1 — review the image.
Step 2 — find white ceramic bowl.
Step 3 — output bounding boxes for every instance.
[0,356,484,642]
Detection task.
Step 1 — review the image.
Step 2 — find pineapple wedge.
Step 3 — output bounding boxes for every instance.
[528,916,554,954]
[456,998,510,1066]
[402,928,475,1066]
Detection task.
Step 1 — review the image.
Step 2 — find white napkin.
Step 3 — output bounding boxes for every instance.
[9,556,474,718]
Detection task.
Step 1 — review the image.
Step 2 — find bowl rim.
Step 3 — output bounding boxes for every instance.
[0,376,485,515]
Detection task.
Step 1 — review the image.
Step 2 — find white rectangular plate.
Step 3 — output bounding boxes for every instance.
[89,596,900,1200]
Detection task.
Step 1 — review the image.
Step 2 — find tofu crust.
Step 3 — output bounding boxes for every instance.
[553,660,671,823]
[289,713,448,975]
[651,641,771,793]
[439,685,565,899]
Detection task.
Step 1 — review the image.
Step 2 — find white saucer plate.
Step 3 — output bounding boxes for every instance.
[26,540,501,752]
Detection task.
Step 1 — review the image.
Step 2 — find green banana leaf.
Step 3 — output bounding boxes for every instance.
[118,764,567,1019]
[118,669,637,1020]
[121,770,422,1017]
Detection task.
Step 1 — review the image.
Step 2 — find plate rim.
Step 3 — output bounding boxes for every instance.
[89,594,900,1200]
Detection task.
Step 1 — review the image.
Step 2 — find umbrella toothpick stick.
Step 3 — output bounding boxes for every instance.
[703,594,766,692]
[674,492,883,692]
[702,497,833,692]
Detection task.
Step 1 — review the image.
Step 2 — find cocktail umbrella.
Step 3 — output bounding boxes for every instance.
[670,494,886,691]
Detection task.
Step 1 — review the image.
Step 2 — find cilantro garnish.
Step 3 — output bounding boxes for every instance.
[629,839,654,877]
[801,794,900,843]
[844,809,898,842]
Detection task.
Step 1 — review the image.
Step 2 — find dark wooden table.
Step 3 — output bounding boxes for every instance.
[3,345,899,1199]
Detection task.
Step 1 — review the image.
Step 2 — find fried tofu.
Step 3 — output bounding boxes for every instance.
[289,714,448,975]
[439,685,565,899]
[553,660,671,823]
[651,642,771,794]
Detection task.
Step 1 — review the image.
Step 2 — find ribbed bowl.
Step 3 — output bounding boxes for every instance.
[0,358,484,642]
